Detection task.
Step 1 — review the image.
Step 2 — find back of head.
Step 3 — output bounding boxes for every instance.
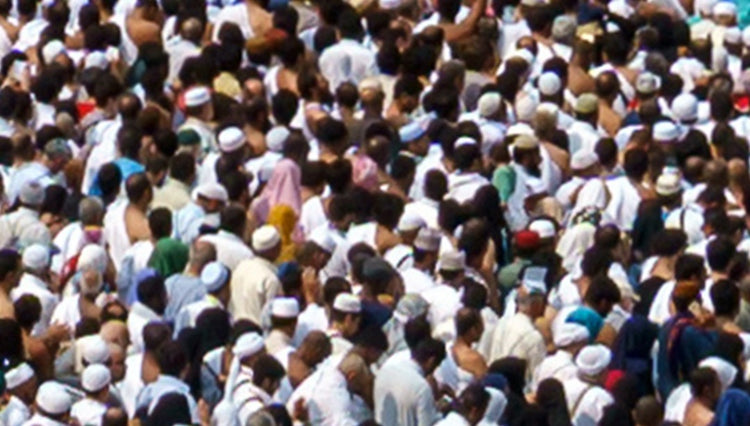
[157,340,187,377]
[125,172,151,203]
[707,236,736,272]
[142,322,171,353]
[711,279,740,317]
[404,315,431,350]
[411,337,446,365]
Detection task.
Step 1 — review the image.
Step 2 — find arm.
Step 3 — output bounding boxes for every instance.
[439,0,488,43]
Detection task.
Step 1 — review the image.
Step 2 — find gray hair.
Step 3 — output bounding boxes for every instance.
[190,241,217,269]
[79,197,104,226]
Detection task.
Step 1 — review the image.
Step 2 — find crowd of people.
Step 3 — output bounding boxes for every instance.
[2,0,750,424]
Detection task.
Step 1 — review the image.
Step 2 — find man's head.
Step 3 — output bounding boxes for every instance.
[252,225,282,262]
[689,367,722,407]
[575,344,612,384]
[584,276,621,317]
[252,354,286,396]
[455,307,483,344]
[711,279,740,319]
[411,337,446,376]
[330,293,362,337]
[4,362,37,403]
[136,275,167,316]
[456,383,491,424]
[0,249,21,292]
[125,172,153,207]
[157,340,188,379]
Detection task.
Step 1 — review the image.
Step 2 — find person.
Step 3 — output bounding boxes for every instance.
[173,261,232,335]
[532,322,589,391]
[682,367,721,426]
[318,7,377,90]
[230,226,283,324]
[147,208,189,279]
[0,181,51,249]
[436,307,487,394]
[198,205,254,271]
[264,297,299,369]
[10,244,57,337]
[163,241,215,323]
[232,354,286,423]
[562,344,614,425]
[71,364,111,425]
[400,227,441,294]
[1,362,36,426]
[104,172,152,271]
[23,381,73,425]
[172,183,229,246]
[711,389,750,426]
[151,153,196,211]
[127,273,167,353]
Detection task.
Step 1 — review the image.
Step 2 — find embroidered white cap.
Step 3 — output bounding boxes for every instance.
[252,225,281,252]
[333,293,361,314]
[81,364,111,393]
[218,127,245,153]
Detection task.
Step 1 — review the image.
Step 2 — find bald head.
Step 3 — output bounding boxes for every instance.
[596,71,619,100]
[684,156,707,184]
[728,158,747,184]
[704,159,729,187]
[190,241,217,271]
[181,18,203,44]
[100,320,129,350]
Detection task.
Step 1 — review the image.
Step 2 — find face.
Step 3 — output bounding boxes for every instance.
[108,349,126,382]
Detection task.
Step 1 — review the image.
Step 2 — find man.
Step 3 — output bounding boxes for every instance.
[265,297,299,369]
[151,153,195,211]
[0,181,50,249]
[71,364,111,425]
[174,261,231,335]
[404,170,446,229]
[400,228,440,294]
[318,7,377,91]
[165,18,202,85]
[484,271,546,383]
[164,241,215,323]
[568,93,602,155]
[422,250,466,339]
[127,274,167,353]
[198,205,254,271]
[446,138,489,203]
[327,293,362,356]
[214,332,267,421]
[399,120,431,161]
[230,226,282,323]
[233,354,286,424]
[374,337,446,426]
[532,323,589,391]
[119,323,171,417]
[173,183,228,246]
[435,384,490,426]
[10,244,57,337]
[50,197,105,276]
[1,362,36,426]
[103,173,152,271]
[7,138,71,206]
[197,126,250,187]
[23,381,73,426]
[563,344,614,425]
[212,0,272,41]
[605,149,653,231]
[504,134,543,231]
[178,86,215,156]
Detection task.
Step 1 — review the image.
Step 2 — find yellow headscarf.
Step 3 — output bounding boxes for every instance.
[267,204,298,263]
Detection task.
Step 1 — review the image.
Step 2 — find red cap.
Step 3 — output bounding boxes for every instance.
[515,230,540,250]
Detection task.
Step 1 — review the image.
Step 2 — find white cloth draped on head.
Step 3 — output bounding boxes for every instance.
[556,222,596,273]
[222,332,265,401]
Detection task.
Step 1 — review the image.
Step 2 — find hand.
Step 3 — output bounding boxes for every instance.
[293,398,309,422]
[198,399,211,426]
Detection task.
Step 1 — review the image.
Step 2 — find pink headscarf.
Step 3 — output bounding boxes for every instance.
[352,155,379,191]
[252,158,302,223]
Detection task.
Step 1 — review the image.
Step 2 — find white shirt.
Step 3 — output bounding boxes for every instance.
[0,395,30,426]
[532,350,578,392]
[136,375,199,423]
[664,204,704,246]
[11,273,58,337]
[605,176,643,231]
[71,398,107,426]
[292,303,328,346]
[211,4,254,41]
[165,37,201,84]
[82,118,121,195]
[318,39,378,91]
[119,353,144,418]
[421,284,462,340]
[409,145,447,201]
[374,356,440,426]
[435,412,472,426]
[404,198,440,230]
[563,378,613,425]
[300,195,327,237]
[567,121,601,156]
[102,199,131,272]
[198,231,254,271]
[0,207,51,249]
[127,301,161,353]
[401,267,437,295]
[287,358,362,426]
[7,162,51,205]
[173,295,224,336]
[483,312,546,383]
[446,172,489,203]
[229,257,281,324]
[232,380,273,424]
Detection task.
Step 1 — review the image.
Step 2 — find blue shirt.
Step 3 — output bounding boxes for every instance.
[164,274,206,323]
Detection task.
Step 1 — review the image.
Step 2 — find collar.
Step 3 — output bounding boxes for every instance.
[156,374,190,392]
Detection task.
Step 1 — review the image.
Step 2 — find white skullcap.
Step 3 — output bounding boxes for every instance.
[656,173,682,196]
[19,180,45,206]
[713,1,737,16]
[575,344,612,377]
[266,126,290,153]
[608,0,634,18]
[398,210,426,232]
[537,102,560,120]
[218,127,245,153]
[699,356,738,392]
[201,261,229,292]
[478,92,502,118]
[515,93,538,123]
[36,381,72,415]
[42,40,66,65]
[184,86,211,107]
[506,122,534,137]
[81,364,111,393]
[333,293,361,313]
[78,244,108,274]
[724,26,742,44]
[455,136,478,148]
[528,219,556,239]
[380,0,402,9]
[538,72,562,96]
[82,335,110,365]
[671,93,699,122]
[252,225,281,252]
[653,121,680,142]
[571,150,598,170]
[695,0,717,14]
[521,266,547,295]
[194,183,228,203]
[309,227,336,253]
[271,297,300,318]
[742,26,750,46]
[233,332,265,359]
[399,121,426,143]
[84,51,108,70]
[514,134,540,150]
[438,250,466,271]
[5,363,34,389]
[605,22,621,33]
[22,244,50,270]
[414,227,441,252]
[553,323,590,347]
[636,72,661,94]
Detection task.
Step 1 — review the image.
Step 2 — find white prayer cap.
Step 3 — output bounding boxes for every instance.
[19,180,45,206]
[266,126,290,153]
[528,219,556,239]
[520,266,547,295]
[506,122,534,137]
[575,344,612,377]
[194,183,228,203]
[5,362,34,389]
[271,297,300,318]
[699,356,738,392]
[553,323,590,347]
[309,227,336,253]
[514,134,540,150]
[742,27,750,46]
[200,261,229,292]
[184,86,211,107]
[36,381,72,415]
[333,293,361,313]
[81,364,111,393]
[574,93,598,115]
[218,127,245,153]
[22,244,50,270]
[455,136,478,148]
[656,173,682,196]
[552,15,576,40]
[671,93,699,122]
[82,335,110,365]
[252,225,281,252]
[84,51,108,70]
[537,102,559,121]
[478,92,501,118]
[42,40,66,65]
[399,121,426,143]
[438,249,466,271]
[571,150,598,170]
[232,332,265,359]
[380,0,402,10]
[515,93,538,123]
[538,72,561,96]
[608,0,634,18]
[695,0,717,14]
[414,227,441,252]
[713,1,737,17]
[635,72,661,94]
[653,121,680,142]
[398,210,426,232]
[78,244,108,274]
